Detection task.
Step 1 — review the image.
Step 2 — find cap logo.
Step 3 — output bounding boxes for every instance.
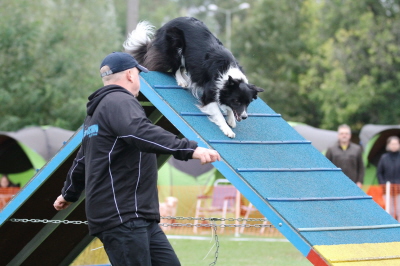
[100,70,113,77]
[100,52,149,77]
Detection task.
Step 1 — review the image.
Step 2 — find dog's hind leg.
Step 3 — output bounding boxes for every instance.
[175,67,190,87]
[199,102,236,138]
[175,55,191,87]
[181,70,191,84]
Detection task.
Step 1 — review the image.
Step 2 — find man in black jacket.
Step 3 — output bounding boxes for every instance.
[54,52,220,266]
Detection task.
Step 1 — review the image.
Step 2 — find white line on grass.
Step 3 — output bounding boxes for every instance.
[166,235,288,242]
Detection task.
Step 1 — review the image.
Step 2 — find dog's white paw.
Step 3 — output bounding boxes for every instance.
[221,125,236,138]
[178,80,189,88]
[226,115,236,128]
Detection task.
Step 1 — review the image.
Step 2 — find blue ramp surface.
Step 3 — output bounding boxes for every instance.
[140,72,400,265]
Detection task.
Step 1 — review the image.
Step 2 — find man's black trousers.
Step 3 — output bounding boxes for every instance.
[96,218,181,266]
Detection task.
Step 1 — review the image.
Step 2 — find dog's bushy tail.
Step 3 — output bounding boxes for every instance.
[123,21,155,64]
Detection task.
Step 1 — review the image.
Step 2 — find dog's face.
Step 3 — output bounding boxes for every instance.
[219,76,264,121]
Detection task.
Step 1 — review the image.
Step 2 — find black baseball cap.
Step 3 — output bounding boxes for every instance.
[100,52,148,77]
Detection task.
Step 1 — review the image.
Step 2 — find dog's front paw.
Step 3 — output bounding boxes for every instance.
[226,115,236,128]
[221,125,236,138]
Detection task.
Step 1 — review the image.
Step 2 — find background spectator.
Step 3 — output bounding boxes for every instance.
[0,174,19,188]
[326,124,364,188]
[377,136,400,219]
[377,136,400,184]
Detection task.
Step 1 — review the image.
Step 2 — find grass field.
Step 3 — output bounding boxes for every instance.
[169,236,312,266]
[71,235,312,265]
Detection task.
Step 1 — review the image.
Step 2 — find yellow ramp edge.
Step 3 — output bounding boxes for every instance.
[314,242,400,265]
[331,261,400,266]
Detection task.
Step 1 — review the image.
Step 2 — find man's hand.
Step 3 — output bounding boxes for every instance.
[192,147,221,165]
[53,195,72,211]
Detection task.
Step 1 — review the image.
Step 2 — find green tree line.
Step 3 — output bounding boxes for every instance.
[234,0,400,131]
[1,0,399,132]
[0,0,122,131]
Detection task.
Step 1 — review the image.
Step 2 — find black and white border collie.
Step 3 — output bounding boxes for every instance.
[123,17,264,138]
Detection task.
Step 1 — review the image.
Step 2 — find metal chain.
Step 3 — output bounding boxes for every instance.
[161,216,269,222]
[208,218,219,266]
[9,218,88,225]
[158,223,272,228]
[9,216,272,228]
[9,216,273,266]
[159,216,273,228]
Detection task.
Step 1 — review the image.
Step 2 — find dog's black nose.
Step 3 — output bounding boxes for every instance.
[242,115,248,120]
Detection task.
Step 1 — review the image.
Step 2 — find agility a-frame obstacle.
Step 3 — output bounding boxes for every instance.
[1,72,400,265]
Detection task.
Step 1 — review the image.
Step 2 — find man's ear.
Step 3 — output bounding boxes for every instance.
[126,68,137,83]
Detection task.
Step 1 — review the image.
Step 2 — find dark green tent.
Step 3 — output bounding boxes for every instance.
[288,122,337,153]
[0,126,73,186]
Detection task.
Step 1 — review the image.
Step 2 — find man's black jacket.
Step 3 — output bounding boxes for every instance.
[61,85,197,235]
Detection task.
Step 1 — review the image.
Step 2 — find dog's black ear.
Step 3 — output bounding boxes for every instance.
[248,84,264,99]
[227,75,237,86]
[250,84,264,93]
